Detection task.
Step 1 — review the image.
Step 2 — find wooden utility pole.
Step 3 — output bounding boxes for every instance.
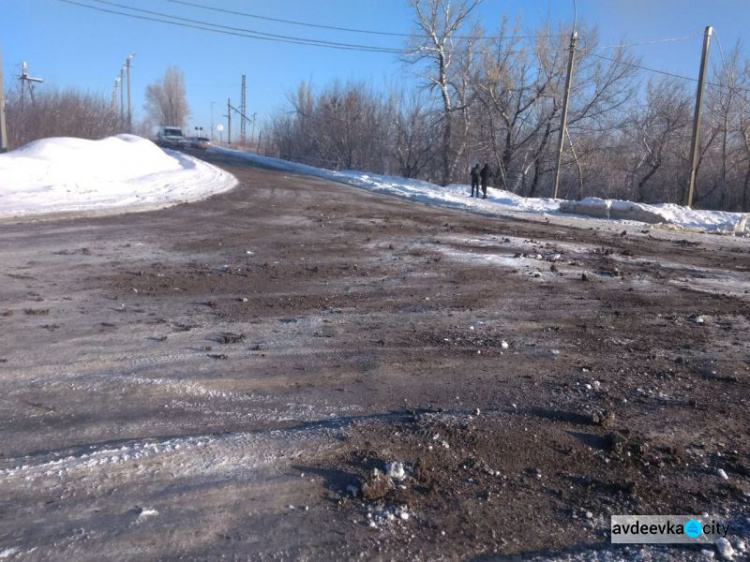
[553,31,578,200]
[0,48,8,153]
[686,26,713,207]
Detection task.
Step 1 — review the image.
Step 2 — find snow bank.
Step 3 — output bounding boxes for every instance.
[0,134,237,219]
[174,145,750,236]
[610,200,669,223]
[213,146,559,216]
[560,197,748,234]
[559,198,611,219]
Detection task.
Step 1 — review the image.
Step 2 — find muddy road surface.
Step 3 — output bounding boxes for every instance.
[1,160,749,561]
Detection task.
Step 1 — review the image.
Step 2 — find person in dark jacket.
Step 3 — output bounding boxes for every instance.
[470,164,480,197]
[480,163,492,199]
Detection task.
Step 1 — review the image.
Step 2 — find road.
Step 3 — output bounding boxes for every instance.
[1,158,749,560]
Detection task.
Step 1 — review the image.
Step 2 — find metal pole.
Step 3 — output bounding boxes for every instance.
[240,74,246,146]
[227,98,231,145]
[120,67,125,127]
[553,31,578,199]
[126,53,134,133]
[210,101,215,141]
[0,48,8,153]
[686,26,713,207]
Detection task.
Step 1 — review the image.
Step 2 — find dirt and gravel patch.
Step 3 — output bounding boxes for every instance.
[0,157,748,560]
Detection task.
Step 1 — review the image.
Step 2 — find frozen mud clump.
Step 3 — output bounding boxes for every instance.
[360,469,394,500]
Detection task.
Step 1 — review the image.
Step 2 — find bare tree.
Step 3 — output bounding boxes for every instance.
[261,15,750,212]
[740,112,750,211]
[5,86,120,149]
[405,0,481,185]
[543,27,639,197]
[392,90,438,179]
[737,61,750,211]
[614,78,691,203]
[473,22,557,193]
[266,80,396,172]
[699,44,750,209]
[144,66,190,128]
[470,22,638,198]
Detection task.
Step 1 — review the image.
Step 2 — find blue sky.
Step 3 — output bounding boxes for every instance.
[2,0,749,140]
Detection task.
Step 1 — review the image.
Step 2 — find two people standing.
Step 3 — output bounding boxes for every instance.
[470,163,491,199]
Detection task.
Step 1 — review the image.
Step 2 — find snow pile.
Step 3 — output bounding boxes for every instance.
[340,171,560,215]
[214,147,748,235]
[560,197,748,234]
[0,134,237,218]
[559,197,612,219]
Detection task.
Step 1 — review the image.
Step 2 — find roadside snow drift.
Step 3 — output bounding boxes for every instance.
[213,146,749,236]
[560,197,748,235]
[0,134,237,219]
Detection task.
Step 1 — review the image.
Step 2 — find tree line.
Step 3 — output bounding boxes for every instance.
[4,65,190,149]
[264,0,750,211]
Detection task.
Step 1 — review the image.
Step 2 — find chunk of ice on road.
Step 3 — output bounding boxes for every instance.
[386,461,406,481]
[135,507,159,523]
[716,537,735,560]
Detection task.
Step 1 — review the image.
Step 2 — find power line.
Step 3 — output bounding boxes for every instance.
[588,51,699,82]
[165,0,555,41]
[90,0,403,52]
[592,32,701,51]
[58,0,404,53]
[589,49,750,95]
[167,0,414,38]
[61,0,557,53]
[53,0,750,98]
[712,28,733,84]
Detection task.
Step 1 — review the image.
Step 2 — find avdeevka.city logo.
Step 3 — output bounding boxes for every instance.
[610,515,730,544]
[684,519,703,538]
